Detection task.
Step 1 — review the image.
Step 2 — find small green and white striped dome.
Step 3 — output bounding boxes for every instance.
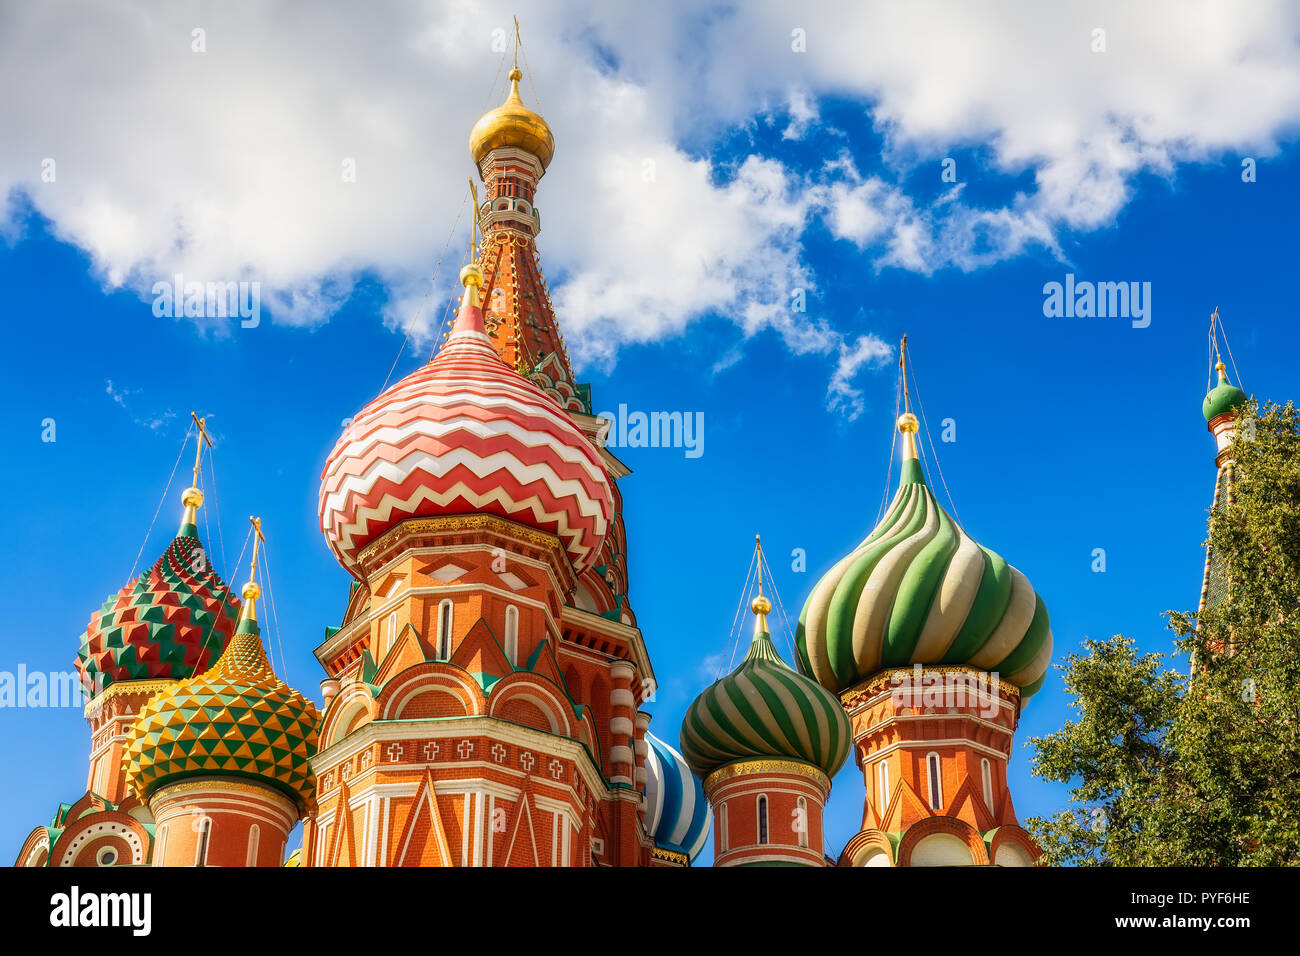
[796,430,1052,699]
[680,597,851,780]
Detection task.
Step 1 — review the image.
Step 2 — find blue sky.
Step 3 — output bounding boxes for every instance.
[2,1,1298,864]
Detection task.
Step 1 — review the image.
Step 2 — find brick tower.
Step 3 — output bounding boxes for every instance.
[307,48,702,865]
[796,338,1048,866]
[681,540,853,866]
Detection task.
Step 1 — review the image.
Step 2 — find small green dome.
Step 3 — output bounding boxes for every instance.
[680,598,852,780]
[1203,364,1247,422]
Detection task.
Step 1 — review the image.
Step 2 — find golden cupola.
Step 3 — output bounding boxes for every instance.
[469,66,554,170]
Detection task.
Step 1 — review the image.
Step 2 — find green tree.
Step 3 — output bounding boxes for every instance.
[1027,401,1300,865]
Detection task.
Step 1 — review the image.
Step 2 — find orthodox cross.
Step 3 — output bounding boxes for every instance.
[248,515,266,580]
[190,411,213,485]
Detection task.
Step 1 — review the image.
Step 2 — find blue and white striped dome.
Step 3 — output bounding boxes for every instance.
[644,732,710,862]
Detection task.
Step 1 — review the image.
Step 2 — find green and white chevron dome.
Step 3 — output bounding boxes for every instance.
[795,457,1052,698]
[680,601,851,779]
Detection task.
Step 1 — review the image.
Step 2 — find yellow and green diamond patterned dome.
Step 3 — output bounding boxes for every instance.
[123,578,320,813]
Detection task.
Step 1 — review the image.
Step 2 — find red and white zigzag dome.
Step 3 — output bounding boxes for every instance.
[319,266,613,576]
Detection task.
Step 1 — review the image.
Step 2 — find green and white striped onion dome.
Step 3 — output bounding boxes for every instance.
[680,595,852,780]
[796,413,1052,699]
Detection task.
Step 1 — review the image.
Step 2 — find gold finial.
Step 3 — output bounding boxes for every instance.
[897,335,919,460]
[468,16,554,170]
[460,261,486,309]
[1209,307,1230,384]
[181,412,214,527]
[751,535,772,630]
[240,516,266,622]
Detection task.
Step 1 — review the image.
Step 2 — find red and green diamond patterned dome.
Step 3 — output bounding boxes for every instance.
[76,488,240,697]
[319,266,613,575]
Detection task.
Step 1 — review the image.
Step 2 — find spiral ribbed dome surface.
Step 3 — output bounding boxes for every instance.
[796,458,1052,698]
[643,732,711,862]
[681,612,851,779]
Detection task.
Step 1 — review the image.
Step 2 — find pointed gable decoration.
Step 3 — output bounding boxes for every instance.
[327,778,357,868]
[522,638,566,687]
[372,622,435,687]
[501,777,541,867]
[880,777,935,834]
[449,617,514,680]
[394,770,453,867]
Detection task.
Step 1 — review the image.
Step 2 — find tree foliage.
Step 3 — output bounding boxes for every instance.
[1027,401,1300,865]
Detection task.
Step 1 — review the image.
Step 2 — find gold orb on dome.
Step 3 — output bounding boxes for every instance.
[460,262,485,288]
[469,68,555,170]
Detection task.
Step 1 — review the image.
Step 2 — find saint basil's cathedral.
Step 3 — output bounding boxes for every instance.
[13,54,1245,869]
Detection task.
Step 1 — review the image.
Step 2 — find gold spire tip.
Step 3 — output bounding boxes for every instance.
[240,516,266,620]
[181,412,214,526]
[751,533,771,620]
[460,262,485,308]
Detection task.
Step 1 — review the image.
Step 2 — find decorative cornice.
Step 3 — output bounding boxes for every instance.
[357,514,565,569]
[703,758,830,793]
[650,846,690,866]
[839,665,1021,711]
[310,715,612,801]
[149,775,296,803]
[83,678,177,717]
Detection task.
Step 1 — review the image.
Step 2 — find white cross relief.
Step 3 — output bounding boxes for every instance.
[341,762,353,780]
[386,743,403,762]
[457,739,474,759]
[360,750,373,769]
[423,741,439,761]
[548,759,563,780]
[322,773,333,790]
[491,743,507,763]
[520,752,535,772]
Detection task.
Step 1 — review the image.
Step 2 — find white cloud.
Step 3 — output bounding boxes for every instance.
[3,1,1299,417]
[828,335,896,421]
[782,89,819,141]
[105,379,175,431]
